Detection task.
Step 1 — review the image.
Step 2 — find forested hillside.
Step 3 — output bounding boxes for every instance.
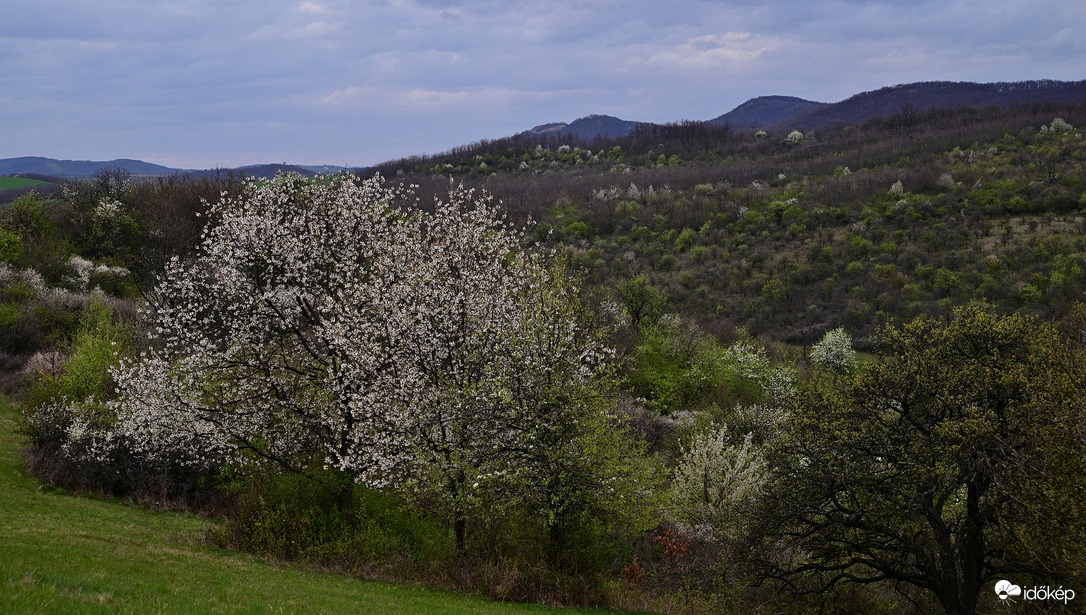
[376,101,1086,345]
[2,100,1084,615]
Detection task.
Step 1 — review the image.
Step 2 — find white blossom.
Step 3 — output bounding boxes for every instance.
[810,327,857,374]
[672,427,766,537]
[97,172,615,514]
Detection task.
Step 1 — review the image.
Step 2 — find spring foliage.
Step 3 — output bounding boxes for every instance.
[764,307,1085,615]
[40,173,654,558]
[672,427,765,538]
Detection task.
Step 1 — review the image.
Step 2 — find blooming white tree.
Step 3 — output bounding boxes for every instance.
[98,172,632,553]
[672,426,766,539]
[809,327,857,374]
[1047,117,1073,132]
[116,173,417,490]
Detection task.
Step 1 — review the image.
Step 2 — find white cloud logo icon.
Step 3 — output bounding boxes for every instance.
[995,580,1022,600]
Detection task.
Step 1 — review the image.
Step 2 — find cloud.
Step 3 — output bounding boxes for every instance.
[635,32,786,73]
[317,84,594,114]
[0,0,1082,167]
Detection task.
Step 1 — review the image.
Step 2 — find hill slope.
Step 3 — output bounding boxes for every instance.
[0,397,610,614]
[521,80,1086,142]
[707,95,827,130]
[0,157,180,177]
[0,158,331,180]
[523,114,643,140]
[778,79,1086,130]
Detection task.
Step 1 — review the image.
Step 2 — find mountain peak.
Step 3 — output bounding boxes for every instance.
[524,114,641,140]
[708,96,827,130]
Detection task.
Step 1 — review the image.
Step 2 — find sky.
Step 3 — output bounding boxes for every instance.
[2,0,1083,170]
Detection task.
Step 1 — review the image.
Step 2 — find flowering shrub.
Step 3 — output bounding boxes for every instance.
[809,327,857,373]
[672,426,766,539]
[722,340,794,405]
[65,255,130,294]
[1044,117,1073,132]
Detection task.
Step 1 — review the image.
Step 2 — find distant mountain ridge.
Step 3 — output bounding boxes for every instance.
[0,156,179,177]
[707,95,828,130]
[5,79,1084,176]
[780,79,1086,130]
[0,157,336,179]
[523,114,642,140]
[531,79,1086,140]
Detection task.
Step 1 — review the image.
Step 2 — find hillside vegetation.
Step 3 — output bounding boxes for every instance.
[375,102,1086,344]
[2,100,1085,615]
[0,175,61,206]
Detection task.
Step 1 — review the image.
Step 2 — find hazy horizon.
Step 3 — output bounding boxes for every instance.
[3,0,1083,169]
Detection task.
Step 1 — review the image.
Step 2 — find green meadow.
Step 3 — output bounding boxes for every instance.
[0,178,54,191]
[0,396,620,615]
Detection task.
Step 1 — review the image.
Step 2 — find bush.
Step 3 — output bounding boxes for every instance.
[25,297,131,409]
[218,471,450,565]
[18,297,221,502]
[0,227,21,263]
[0,265,84,359]
[672,427,766,540]
[808,327,856,374]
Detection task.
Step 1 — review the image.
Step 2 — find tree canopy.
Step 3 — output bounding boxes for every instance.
[761,306,1086,615]
[63,173,655,557]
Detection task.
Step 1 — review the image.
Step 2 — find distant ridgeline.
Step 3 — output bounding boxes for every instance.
[0,157,347,180]
[4,79,1084,180]
[371,78,1086,172]
[525,79,1086,141]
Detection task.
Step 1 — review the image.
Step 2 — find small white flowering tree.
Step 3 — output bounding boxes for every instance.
[1048,117,1073,132]
[809,327,857,374]
[672,426,766,540]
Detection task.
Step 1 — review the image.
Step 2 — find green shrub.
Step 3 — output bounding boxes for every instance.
[690,245,709,264]
[675,228,695,251]
[656,254,679,271]
[27,298,131,408]
[0,227,21,263]
[219,471,452,565]
[565,220,590,239]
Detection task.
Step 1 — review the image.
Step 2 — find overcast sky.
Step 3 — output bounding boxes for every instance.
[2,0,1082,169]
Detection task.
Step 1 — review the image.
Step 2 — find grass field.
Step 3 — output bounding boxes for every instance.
[0,177,56,191]
[0,397,623,615]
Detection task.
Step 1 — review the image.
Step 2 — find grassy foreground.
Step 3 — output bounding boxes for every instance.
[0,397,620,614]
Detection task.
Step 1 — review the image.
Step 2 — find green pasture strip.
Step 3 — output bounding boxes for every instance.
[0,177,55,190]
[0,397,620,614]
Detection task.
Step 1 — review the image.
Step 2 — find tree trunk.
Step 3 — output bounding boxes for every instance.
[332,471,354,512]
[956,480,987,615]
[546,520,567,569]
[449,473,467,556]
[454,515,467,555]
[337,480,354,511]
